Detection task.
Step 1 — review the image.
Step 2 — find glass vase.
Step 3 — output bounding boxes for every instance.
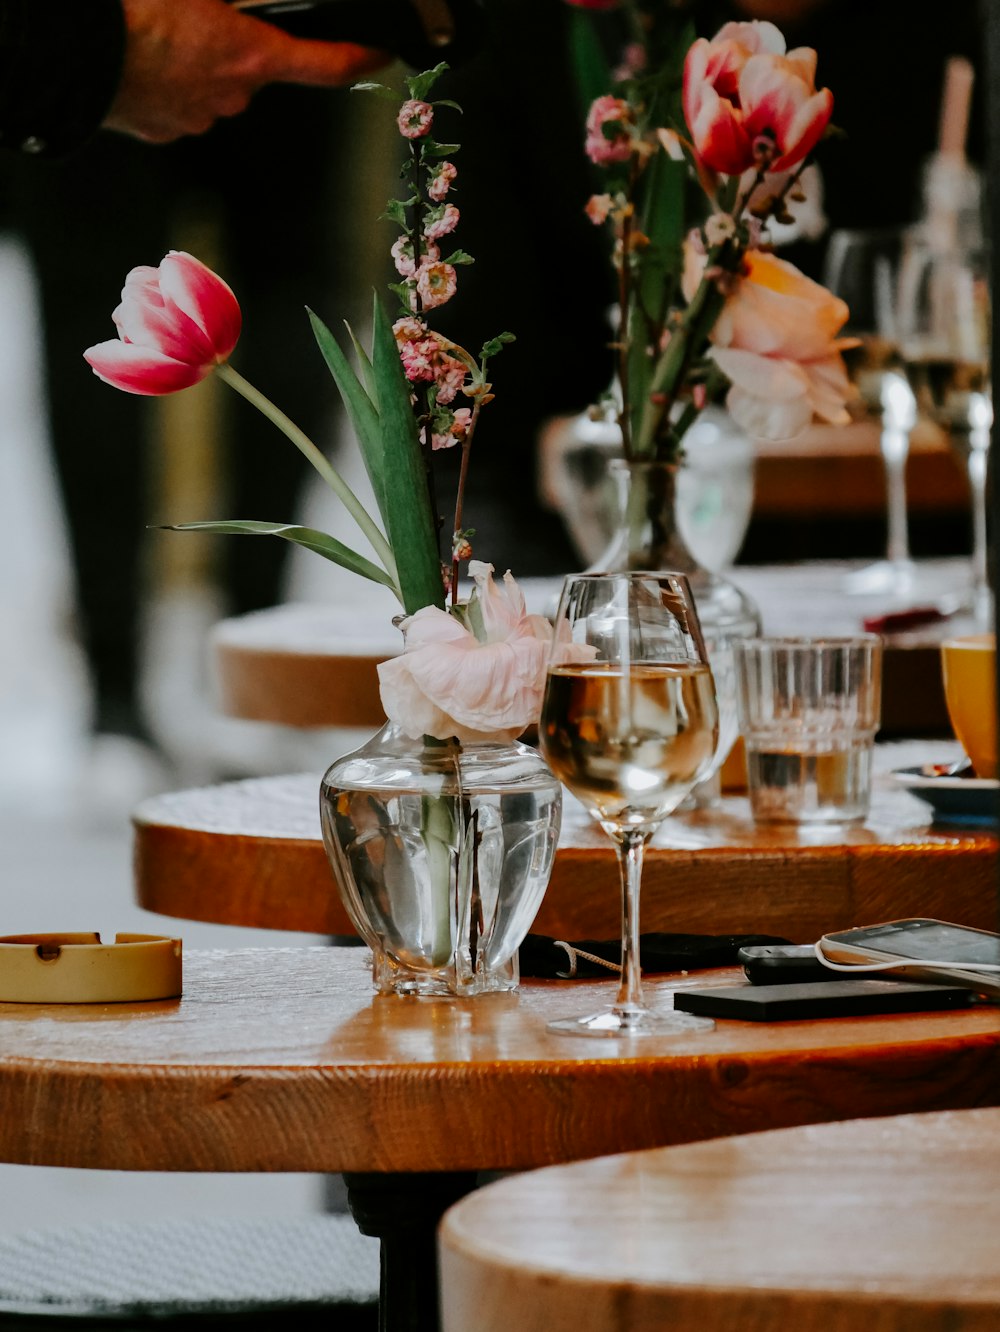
[320,721,562,996]
[592,456,762,799]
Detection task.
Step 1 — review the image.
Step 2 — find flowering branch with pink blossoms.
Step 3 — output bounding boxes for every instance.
[361,63,514,602]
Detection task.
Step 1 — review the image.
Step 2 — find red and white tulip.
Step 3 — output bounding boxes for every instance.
[83,251,241,395]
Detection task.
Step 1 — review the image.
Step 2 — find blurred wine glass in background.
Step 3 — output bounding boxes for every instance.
[896,240,992,626]
[823,227,919,596]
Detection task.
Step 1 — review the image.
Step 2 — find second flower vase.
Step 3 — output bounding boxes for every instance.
[593,457,761,797]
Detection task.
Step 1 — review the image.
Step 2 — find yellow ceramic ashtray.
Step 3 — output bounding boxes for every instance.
[0,933,182,1003]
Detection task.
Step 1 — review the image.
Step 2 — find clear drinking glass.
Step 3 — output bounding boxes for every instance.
[897,239,993,626]
[539,572,720,1037]
[823,228,918,595]
[734,636,883,824]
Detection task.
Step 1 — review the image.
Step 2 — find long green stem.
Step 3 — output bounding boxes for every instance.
[216,362,399,588]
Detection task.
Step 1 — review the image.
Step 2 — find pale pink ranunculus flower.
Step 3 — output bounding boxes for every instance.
[84,251,241,395]
[688,247,855,440]
[378,563,591,742]
[398,99,434,139]
[585,94,634,166]
[424,204,460,241]
[428,161,457,202]
[415,260,458,310]
[682,22,832,176]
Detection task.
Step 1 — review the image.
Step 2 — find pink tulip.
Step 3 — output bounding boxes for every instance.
[683,22,832,176]
[378,563,590,743]
[84,251,241,396]
[703,249,855,439]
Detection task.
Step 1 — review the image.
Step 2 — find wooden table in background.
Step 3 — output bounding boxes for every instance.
[133,742,999,944]
[440,1107,1000,1332]
[752,418,969,519]
[3,949,999,1330]
[210,560,976,736]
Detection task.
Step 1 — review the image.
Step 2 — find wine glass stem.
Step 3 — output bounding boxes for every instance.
[881,423,911,566]
[614,828,651,1014]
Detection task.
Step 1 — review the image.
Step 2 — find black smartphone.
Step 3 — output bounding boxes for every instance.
[230,0,486,70]
[739,943,854,985]
[673,979,976,1022]
[818,919,1000,999]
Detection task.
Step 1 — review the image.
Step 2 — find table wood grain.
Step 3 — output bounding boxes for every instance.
[1,949,999,1176]
[133,743,999,942]
[440,1107,1000,1332]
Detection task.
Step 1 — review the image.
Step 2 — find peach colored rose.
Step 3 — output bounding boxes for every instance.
[688,246,855,440]
[378,564,590,742]
[683,21,832,176]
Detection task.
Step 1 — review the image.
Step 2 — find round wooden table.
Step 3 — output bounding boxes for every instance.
[440,1106,1000,1332]
[3,948,999,1330]
[132,742,999,943]
[209,561,975,734]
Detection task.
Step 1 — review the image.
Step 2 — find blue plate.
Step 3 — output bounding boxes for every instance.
[891,767,1000,827]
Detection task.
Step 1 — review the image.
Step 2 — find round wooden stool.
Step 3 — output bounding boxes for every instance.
[439,1107,1000,1332]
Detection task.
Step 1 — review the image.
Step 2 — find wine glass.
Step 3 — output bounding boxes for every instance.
[539,571,720,1037]
[823,228,919,595]
[897,239,992,626]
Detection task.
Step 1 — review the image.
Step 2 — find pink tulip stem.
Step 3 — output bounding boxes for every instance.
[215,362,400,594]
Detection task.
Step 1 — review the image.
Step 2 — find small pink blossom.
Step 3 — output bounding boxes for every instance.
[613,41,647,82]
[428,405,472,450]
[585,193,615,226]
[378,563,592,743]
[428,161,457,202]
[398,99,434,139]
[84,251,241,395]
[391,237,440,277]
[585,94,633,166]
[433,354,467,405]
[424,204,460,241]
[398,337,439,384]
[415,260,457,310]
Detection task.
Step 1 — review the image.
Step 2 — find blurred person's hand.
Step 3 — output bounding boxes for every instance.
[104,0,391,142]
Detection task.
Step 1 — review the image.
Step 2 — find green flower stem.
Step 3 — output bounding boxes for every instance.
[216,361,399,590]
[636,271,726,457]
[421,751,458,968]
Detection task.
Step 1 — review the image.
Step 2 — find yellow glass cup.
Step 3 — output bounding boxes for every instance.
[940,634,997,778]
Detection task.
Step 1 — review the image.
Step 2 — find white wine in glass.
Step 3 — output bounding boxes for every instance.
[540,572,719,1037]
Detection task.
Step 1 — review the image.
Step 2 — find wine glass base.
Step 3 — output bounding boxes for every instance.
[547,1005,715,1038]
[841,559,916,596]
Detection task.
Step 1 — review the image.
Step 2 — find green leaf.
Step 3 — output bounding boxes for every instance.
[637,153,685,320]
[406,63,449,101]
[421,141,461,158]
[381,199,409,225]
[371,294,445,613]
[432,99,463,113]
[480,331,516,360]
[346,321,376,401]
[306,307,387,518]
[160,521,397,589]
[350,81,399,99]
[444,249,475,266]
[567,9,614,117]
